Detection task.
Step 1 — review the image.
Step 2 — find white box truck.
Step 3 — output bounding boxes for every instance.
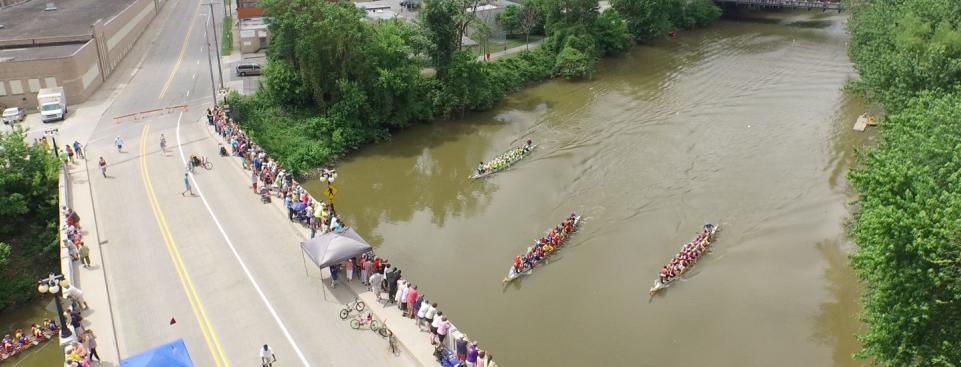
[38,87,67,122]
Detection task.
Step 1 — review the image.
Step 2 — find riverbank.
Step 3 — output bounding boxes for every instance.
[844,0,961,364]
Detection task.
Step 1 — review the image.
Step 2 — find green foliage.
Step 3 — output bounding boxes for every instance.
[594,9,632,56]
[553,46,594,79]
[612,0,673,42]
[0,128,59,311]
[543,0,599,34]
[497,4,523,37]
[517,0,546,40]
[222,15,233,55]
[420,0,463,76]
[687,0,722,28]
[847,1,961,364]
[847,0,961,111]
[613,0,720,42]
[847,92,961,366]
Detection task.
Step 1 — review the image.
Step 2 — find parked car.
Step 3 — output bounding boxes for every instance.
[235,63,262,77]
[2,107,24,124]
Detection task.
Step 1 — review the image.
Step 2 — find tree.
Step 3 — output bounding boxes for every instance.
[847,92,961,366]
[593,8,631,56]
[420,0,462,76]
[497,4,522,37]
[0,127,59,310]
[553,45,594,79]
[518,0,542,47]
[611,0,673,43]
[543,0,599,35]
[847,0,961,111]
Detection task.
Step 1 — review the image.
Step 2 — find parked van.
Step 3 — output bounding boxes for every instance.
[235,64,262,76]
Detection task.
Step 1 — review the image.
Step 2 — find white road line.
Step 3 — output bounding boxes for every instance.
[186,90,191,97]
[197,60,200,65]
[192,73,197,80]
[174,112,313,367]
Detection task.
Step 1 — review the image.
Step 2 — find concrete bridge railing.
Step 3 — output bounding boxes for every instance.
[715,0,843,11]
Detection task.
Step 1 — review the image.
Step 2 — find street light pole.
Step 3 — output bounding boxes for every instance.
[204,28,219,106]
[38,273,72,339]
[206,3,225,90]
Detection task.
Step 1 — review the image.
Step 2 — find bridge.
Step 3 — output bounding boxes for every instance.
[715,0,843,11]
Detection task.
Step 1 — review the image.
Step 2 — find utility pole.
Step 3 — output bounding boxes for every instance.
[206,3,225,90]
[204,28,219,106]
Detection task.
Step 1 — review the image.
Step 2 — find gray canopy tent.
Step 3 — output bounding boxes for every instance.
[300,228,372,297]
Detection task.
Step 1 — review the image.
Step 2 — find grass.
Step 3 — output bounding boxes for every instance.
[222,15,233,55]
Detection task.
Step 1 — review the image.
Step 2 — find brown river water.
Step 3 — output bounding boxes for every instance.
[304,9,873,367]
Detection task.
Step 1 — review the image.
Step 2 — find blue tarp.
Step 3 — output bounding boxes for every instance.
[120,339,193,367]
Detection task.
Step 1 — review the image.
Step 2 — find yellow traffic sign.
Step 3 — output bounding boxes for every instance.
[325,185,338,202]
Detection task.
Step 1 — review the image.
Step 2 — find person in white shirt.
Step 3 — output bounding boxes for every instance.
[416,299,429,329]
[62,284,88,310]
[430,311,444,345]
[397,281,409,312]
[422,302,438,332]
[369,272,384,300]
[260,344,276,367]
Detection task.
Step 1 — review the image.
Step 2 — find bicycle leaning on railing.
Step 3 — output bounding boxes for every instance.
[382,320,398,356]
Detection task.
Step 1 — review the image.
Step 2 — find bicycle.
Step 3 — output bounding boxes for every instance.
[339,297,366,319]
[349,312,381,332]
[382,321,397,355]
[188,155,213,172]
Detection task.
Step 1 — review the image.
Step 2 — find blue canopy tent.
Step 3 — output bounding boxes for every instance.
[120,339,193,367]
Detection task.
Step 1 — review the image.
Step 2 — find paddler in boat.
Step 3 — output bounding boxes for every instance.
[523,139,533,153]
[30,324,43,341]
[476,161,486,175]
[659,266,670,284]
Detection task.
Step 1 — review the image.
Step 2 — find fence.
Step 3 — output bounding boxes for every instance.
[58,163,75,291]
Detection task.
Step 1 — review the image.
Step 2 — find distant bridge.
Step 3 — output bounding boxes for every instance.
[715,0,844,11]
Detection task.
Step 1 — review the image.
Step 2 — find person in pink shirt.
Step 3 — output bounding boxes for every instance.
[436,316,450,345]
[406,285,419,318]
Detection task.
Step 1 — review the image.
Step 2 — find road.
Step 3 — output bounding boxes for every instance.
[31,0,421,365]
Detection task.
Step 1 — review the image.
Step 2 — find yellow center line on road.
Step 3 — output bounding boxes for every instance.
[158,4,201,99]
[138,125,229,367]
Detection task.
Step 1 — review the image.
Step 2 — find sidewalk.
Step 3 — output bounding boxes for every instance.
[62,156,121,366]
[477,38,546,62]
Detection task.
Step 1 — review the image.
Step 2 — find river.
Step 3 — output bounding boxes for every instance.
[304,9,870,367]
[0,299,62,365]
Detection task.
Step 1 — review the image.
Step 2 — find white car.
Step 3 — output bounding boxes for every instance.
[2,107,24,124]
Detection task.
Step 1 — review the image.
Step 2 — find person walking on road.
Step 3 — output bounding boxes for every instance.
[114,136,124,152]
[73,141,84,159]
[181,173,193,196]
[160,134,168,155]
[65,145,74,163]
[78,241,91,268]
[260,344,276,367]
[83,329,100,363]
[98,157,107,177]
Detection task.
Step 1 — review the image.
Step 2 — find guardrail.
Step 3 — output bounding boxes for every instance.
[57,163,77,345]
[715,0,843,10]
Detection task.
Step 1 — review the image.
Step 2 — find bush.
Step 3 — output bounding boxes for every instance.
[553,46,594,79]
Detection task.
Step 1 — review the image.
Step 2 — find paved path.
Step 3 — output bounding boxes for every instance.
[477,39,546,62]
